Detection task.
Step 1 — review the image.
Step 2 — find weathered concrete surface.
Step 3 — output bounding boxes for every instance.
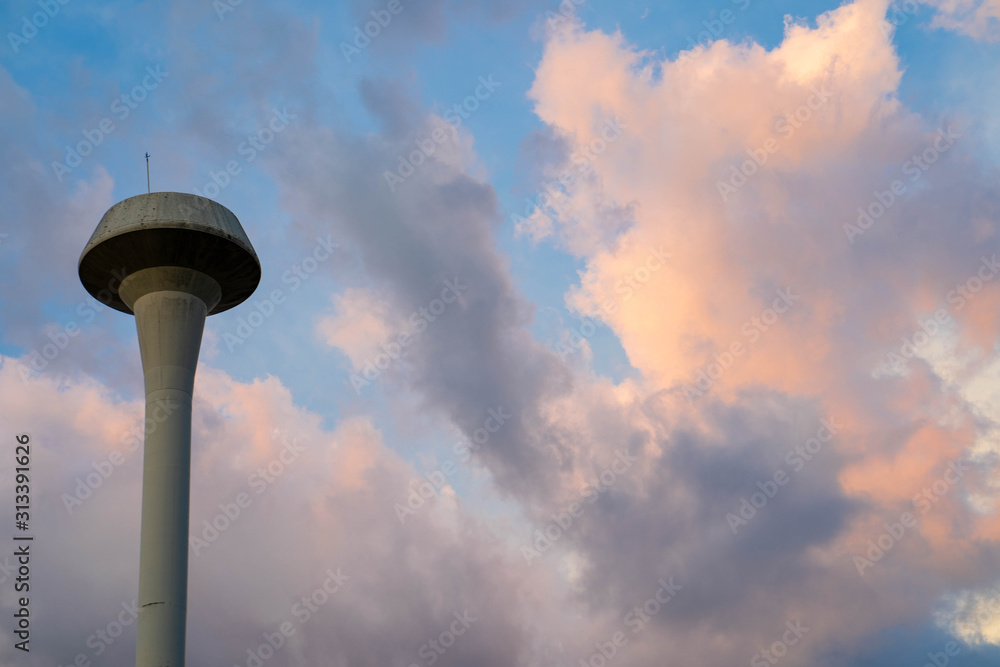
[79,192,260,314]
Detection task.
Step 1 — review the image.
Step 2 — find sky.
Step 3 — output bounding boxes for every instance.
[2,0,1000,665]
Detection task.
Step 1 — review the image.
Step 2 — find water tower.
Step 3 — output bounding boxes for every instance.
[79,192,261,666]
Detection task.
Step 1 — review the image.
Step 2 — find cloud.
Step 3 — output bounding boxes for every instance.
[5,0,1000,665]
[0,64,117,348]
[921,0,1000,41]
[260,7,1000,663]
[343,0,536,51]
[512,0,1000,659]
[0,358,558,667]
[315,287,397,368]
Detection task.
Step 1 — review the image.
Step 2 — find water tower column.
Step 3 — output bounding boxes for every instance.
[79,191,261,667]
[120,267,222,667]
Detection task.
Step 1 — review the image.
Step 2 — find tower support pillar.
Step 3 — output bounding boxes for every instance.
[121,267,221,667]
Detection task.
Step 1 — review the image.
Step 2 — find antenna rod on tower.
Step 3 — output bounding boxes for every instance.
[145,152,151,194]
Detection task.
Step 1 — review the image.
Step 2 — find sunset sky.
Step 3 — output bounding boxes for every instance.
[3,0,1000,665]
